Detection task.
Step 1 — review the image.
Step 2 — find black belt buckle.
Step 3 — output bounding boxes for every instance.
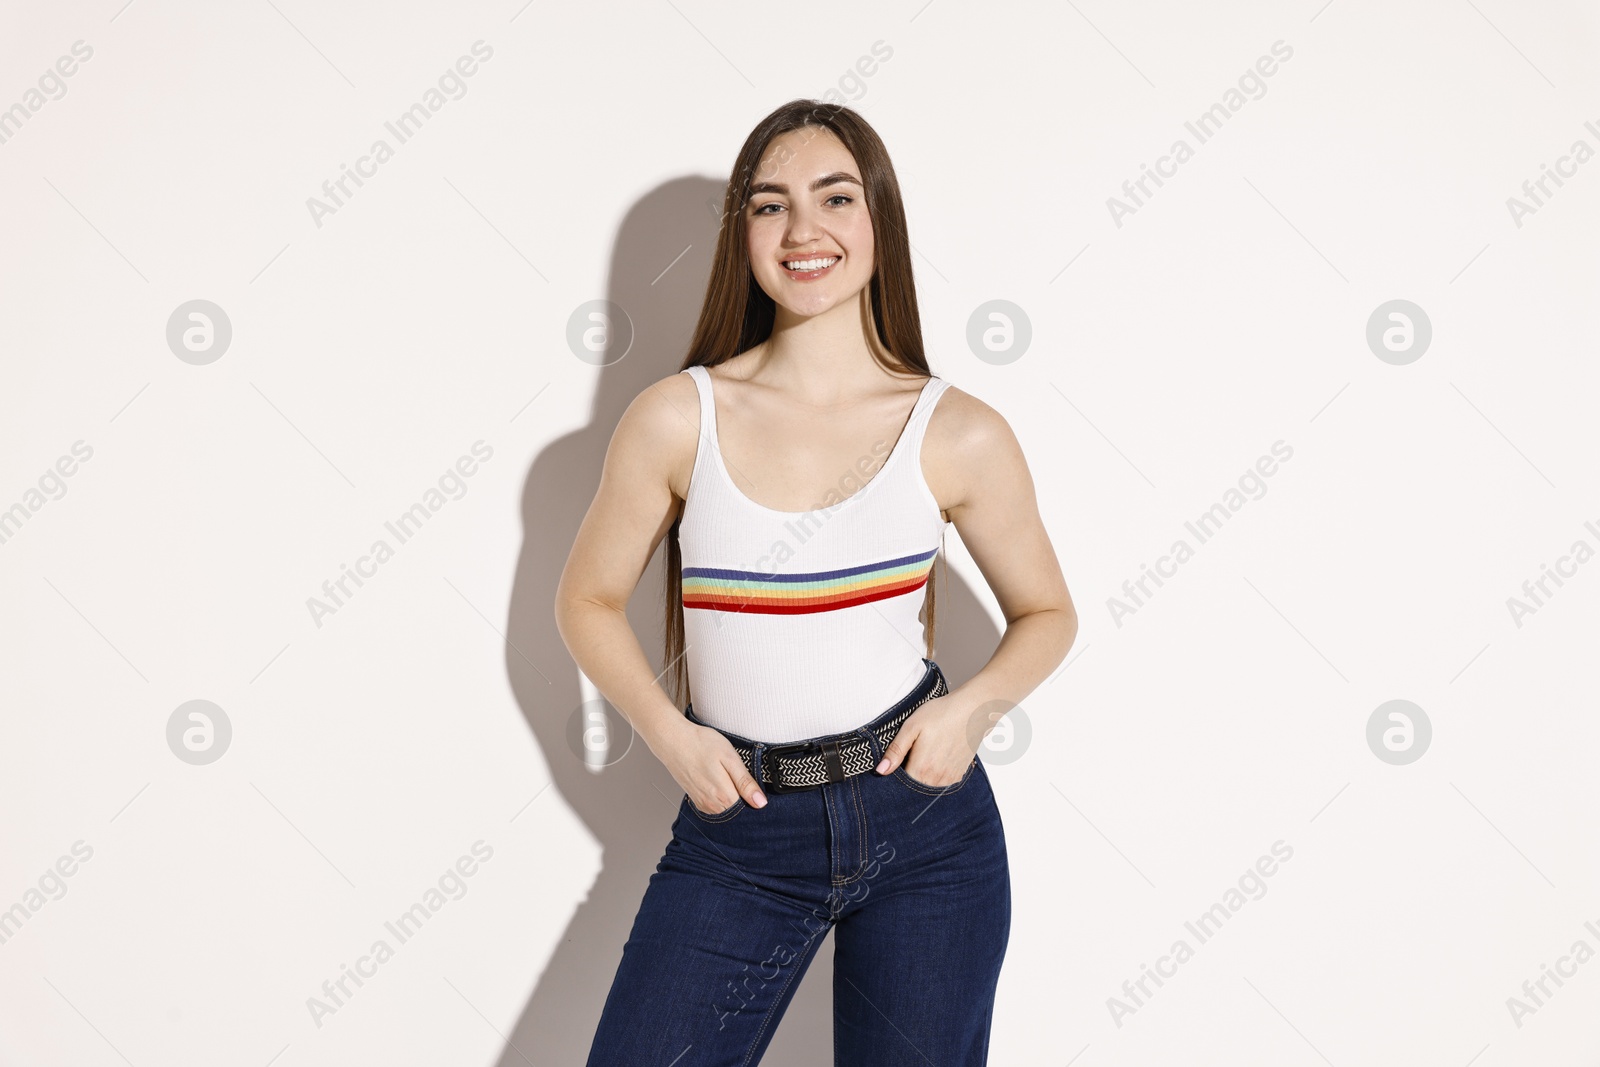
[760,736,849,794]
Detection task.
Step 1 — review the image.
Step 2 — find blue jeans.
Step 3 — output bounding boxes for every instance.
[585,660,1012,1065]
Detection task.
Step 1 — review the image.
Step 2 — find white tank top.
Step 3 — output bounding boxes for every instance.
[677,363,954,742]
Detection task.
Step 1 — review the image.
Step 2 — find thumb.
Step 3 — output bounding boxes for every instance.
[730,757,767,808]
[876,727,915,774]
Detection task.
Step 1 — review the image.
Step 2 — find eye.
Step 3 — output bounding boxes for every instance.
[751,194,854,216]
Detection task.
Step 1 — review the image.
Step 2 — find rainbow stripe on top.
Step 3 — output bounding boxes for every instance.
[683,546,938,615]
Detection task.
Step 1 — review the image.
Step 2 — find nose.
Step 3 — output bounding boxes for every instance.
[784,201,823,245]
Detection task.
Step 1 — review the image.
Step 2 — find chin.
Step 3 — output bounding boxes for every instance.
[762,275,870,317]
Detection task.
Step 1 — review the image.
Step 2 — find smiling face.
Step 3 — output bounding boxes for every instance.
[744,126,876,320]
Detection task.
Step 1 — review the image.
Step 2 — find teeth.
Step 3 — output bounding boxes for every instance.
[784,256,839,271]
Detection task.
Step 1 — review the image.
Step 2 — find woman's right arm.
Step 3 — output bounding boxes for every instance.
[553,374,768,811]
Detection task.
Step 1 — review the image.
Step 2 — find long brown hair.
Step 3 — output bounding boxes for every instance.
[662,99,941,709]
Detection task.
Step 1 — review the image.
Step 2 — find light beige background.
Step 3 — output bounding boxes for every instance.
[1,0,1597,1064]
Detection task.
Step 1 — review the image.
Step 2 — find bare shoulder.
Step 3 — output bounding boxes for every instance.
[609,370,702,501]
[923,384,1030,520]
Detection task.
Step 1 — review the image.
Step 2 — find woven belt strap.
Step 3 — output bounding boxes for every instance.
[727,670,949,791]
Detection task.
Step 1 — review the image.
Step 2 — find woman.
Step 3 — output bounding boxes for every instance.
[556,99,1075,1065]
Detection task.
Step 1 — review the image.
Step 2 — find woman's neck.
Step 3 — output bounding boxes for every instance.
[754,294,909,403]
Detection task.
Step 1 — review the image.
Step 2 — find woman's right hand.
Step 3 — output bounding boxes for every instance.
[652,718,767,814]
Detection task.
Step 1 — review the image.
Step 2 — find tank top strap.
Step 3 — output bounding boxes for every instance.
[895,375,953,468]
[681,365,718,448]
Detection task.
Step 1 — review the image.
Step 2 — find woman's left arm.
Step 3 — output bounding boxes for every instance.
[874,389,1077,785]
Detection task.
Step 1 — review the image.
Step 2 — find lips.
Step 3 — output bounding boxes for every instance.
[781,254,841,280]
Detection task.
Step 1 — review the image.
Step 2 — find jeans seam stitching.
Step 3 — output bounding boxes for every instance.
[825,784,841,881]
[893,756,976,796]
[687,795,746,822]
[843,775,868,884]
[739,914,828,1067]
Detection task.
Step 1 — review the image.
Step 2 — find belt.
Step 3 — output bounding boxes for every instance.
[691,664,949,795]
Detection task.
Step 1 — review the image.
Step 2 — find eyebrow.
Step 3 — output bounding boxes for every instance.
[747,171,862,198]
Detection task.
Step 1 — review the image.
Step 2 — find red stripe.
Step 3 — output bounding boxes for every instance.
[684,574,928,615]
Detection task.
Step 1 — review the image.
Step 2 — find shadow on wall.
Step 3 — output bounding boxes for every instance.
[496,176,1001,1066]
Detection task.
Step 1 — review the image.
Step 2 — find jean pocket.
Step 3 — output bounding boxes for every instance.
[683,793,747,822]
[893,754,978,796]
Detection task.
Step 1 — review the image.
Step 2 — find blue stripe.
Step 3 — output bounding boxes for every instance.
[682,545,938,584]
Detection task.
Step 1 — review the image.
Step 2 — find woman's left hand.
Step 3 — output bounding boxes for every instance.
[874,694,977,787]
